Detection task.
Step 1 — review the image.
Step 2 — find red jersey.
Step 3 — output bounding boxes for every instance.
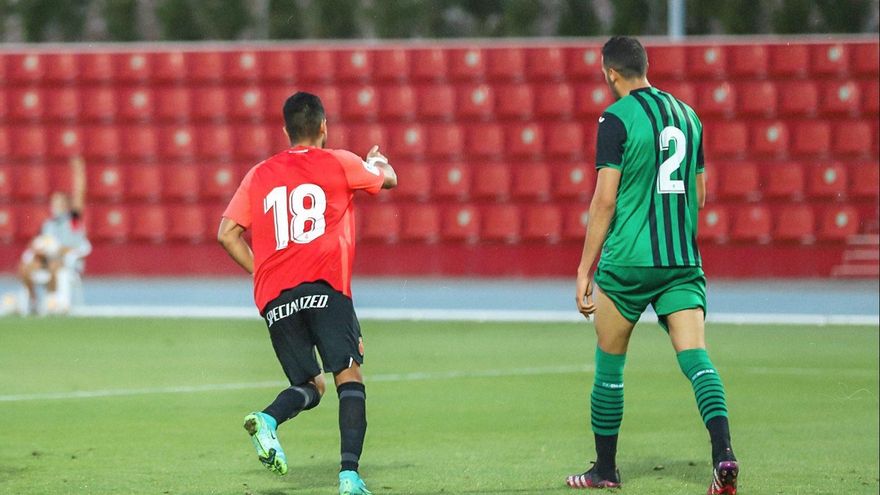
[223,146,385,311]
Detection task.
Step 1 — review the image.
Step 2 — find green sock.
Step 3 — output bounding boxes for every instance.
[591,347,626,436]
[677,348,728,424]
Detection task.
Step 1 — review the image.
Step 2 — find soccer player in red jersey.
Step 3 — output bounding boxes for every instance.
[218,92,396,495]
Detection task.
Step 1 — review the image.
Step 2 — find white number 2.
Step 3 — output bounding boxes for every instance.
[657,126,687,194]
[263,184,327,250]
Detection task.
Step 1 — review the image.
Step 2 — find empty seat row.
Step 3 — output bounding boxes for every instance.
[704,120,878,158]
[1,42,877,85]
[699,204,864,243]
[704,161,880,201]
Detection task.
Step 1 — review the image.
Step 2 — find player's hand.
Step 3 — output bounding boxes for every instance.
[575,272,595,319]
[366,145,388,164]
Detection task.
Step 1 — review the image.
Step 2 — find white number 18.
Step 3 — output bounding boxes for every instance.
[264,184,327,250]
[657,126,686,195]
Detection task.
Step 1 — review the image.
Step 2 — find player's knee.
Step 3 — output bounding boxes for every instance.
[310,374,327,397]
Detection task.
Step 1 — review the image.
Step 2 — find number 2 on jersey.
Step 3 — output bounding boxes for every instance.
[657,126,686,194]
[264,184,327,250]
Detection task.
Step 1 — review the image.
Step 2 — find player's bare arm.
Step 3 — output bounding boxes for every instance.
[696,171,706,209]
[366,145,398,189]
[575,167,621,318]
[217,217,254,274]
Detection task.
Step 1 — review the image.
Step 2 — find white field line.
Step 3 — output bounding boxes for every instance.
[0,365,592,403]
[68,305,880,327]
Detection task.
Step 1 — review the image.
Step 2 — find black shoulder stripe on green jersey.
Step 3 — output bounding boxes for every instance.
[647,91,677,266]
[657,90,691,266]
[630,92,663,267]
[670,97,701,264]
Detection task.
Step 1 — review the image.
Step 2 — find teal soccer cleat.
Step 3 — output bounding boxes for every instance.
[243,412,288,475]
[339,470,372,495]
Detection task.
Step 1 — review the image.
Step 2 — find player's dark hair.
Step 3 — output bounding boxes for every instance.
[283,92,325,143]
[602,36,648,79]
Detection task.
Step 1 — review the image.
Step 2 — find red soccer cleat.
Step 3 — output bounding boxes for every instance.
[708,459,739,494]
[566,463,621,489]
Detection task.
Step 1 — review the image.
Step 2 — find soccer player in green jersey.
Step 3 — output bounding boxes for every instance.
[566,37,738,494]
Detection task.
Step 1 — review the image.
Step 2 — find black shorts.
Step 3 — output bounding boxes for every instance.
[261,281,364,386]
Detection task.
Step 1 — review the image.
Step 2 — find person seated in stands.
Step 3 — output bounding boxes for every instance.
[18,156,91,315]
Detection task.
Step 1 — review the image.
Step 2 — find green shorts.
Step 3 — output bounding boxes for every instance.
[594,264,707,331]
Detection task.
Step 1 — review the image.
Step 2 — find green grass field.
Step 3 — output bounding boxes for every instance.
[0,316,877,495]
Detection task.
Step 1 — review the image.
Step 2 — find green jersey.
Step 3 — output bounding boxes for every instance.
[595,86,704,268]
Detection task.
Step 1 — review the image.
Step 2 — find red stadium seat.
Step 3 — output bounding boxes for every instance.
[562,206,591,241]
[534,83,574,118]
[127,166,162,202]
[660,82,696,106]
[764,162,805,199]
[512,163,551,200]
[0,166,10,198]
[575,83,613,117]
[80,52,114,82]
[751,121,789,157]
[201,164,239,201]
[0,93,6,121]
[417,85,456,121]
[260,50,295,82]
[186,51,224,82]
[341,86,379,121]
[392,163,431,201]
[235,125,271,161]
[152,52,186,82]
[159,125,196,161]
[48,127,84,159]
[486,48,525,81]
[379,86,416,121]
[84,126,121,160]
[360,204,401,242]
[196,125,234,159]
[426,124,464,158]
[442,205,480,242]
[705,122,747,159]
[811,43,849,76]
[792,122,831,157]
[718,161,760,200]
[229,87,265,122]
[154,87,191,122]
[730,205,771,243]
[226,51,260,82]
[768,44,809,77]
[522,204,562,242]
[164,164,200,202]
[0,206,16,244]
[0,127,9,162]
[166,205,207,243]
[645,45,686,79]
[88,206,130,243]
[80,88,117,122]
[299,50,335,83]
[704,168,719,201]
[808,162,848,199]
[778,82,818,116]
[44,89,79,122]
[466,124,504,159]
[448,48,485,81]
[481,205,520,243]
[299,86,340,118]
[728,44,768,78]
[401,205,440,242]
[864,80,879,116]
[44,53,78,83]
[774,205,815,243]
[191,87,228,122]
[698,206,729,243]
[495,84,534,120]
[471,163,511,200]
[9,89,43,121]
[373,49,409,82]
[849,162,879,198]
[506,123,544,159]
[566,46,603,80]
[115,52,150,82]
[818,206,859,241]
[434,163,471,199]
[410,49,447,81]
[457,84,495,120]
[833,121,873,156]
[120,126,158,160]
[130,205,168,243]
[7,54,44,83]
[697,82,735,117]
[88,164,125,202]
[526,47,565,81]
[117,87,153,122]
[346,125,386,158]
[17,205,50,240]
[388,124,426,158]
[821,82,860,116]
[554,163,595,199]
[11,126,47,160]
[335,49,373,82]
[736,81,777,117]
[545,122,585,159]
[851,42,880,75]
[688,45,727,79]
[13,164,49,200]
